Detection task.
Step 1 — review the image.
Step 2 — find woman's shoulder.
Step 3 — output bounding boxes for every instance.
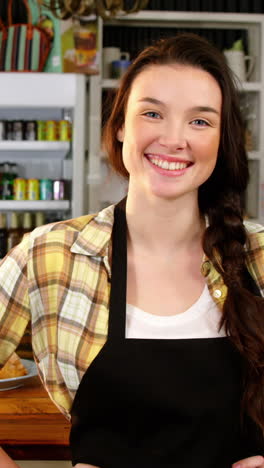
[244,220,264,297]
[29,203,115,244]
[0,204,115,269]
[244,219,264,234]
[244,220,264,251]
[29,213,96,242]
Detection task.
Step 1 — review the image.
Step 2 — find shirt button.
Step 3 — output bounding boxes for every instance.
[213,289,222,299]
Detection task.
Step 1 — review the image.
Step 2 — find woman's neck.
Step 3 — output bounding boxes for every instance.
[125,191,205,257]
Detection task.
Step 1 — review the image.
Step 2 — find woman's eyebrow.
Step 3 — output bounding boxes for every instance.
[138,97,165,106]
[189,106,220,115]
[137,99,220,116]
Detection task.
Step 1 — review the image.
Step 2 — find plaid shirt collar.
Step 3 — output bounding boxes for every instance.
[70,205,115,277]
[70,204,115,258]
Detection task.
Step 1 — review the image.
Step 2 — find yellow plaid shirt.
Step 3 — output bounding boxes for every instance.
[0,204,263,419]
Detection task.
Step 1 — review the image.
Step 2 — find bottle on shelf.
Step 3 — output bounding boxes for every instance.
[2,162,17,200]
[35,211,45,227]
[7,212,23,251]
[63,108,73,123]
[0,163,4,199]
[0,213,8,259]
[22,212,32,235]
[61,108,73,141]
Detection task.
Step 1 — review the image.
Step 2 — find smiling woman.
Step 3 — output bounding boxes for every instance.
[0,33,263,468]
[116,63,221,201]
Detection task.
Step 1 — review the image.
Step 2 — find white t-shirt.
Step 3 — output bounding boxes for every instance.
[126,284,226,339]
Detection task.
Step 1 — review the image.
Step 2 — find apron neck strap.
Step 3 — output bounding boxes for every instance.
[107,198,128,341]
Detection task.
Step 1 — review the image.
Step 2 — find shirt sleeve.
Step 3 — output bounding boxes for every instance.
[0,234,30,366]
[246,227,264,297]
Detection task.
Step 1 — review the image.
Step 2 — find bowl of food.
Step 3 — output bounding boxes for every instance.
[0,352,38,391]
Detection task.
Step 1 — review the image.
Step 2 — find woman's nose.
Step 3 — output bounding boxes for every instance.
[158,122,187,151]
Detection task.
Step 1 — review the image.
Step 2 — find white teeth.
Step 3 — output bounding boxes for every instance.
[149,157,188,171]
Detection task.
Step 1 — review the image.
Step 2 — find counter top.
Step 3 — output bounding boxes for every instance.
[0,375,71,460]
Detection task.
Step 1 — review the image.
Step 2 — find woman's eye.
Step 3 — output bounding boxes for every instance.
[191,119,209,126]
[143,111,161,119]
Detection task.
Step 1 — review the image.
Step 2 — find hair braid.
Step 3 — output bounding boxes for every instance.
[203,191,264,434]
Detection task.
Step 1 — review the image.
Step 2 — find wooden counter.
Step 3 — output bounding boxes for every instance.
[0,375,71,460]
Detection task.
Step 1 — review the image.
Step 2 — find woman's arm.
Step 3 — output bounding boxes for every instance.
[0,237,30,368]
[233,455,264,467]
[0,448,20,468]
[74,465,100,468]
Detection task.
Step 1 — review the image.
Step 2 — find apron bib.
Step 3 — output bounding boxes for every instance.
[70,200,261,467]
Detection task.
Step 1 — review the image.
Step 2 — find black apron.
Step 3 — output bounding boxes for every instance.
[70,200,262,468]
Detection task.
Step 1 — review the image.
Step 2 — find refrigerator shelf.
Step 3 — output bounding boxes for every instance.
[0,200,70,211]
[0,141,70,160]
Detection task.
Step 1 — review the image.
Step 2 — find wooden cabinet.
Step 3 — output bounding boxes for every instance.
[0,376,71,460]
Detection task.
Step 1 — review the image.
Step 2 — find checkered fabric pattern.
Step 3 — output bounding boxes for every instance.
[0,204,263,419]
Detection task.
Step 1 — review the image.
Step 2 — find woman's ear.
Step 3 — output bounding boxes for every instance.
[117,126,124,142]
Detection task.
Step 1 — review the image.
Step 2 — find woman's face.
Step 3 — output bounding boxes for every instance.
[117,63,222,203]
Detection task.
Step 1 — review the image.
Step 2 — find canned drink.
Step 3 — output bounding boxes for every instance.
[53,180,65,200]
[0,122,5,140]
[14,178,27,200]
[58,120,71,141]
[37,121,46,141]
[40,179,53,200]
[13,121,24,141]
[0,164,4,199]
[24,121,37,141]
[10,163,18,178]
[4,121,13,140]
[27,179,40,200]
[46,120,57,141]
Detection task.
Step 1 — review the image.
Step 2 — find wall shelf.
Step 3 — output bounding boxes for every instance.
[0,73,81,108]
[0,141,70,160]
[105,11,264,27]
[241,82,262,92]
[0,200,70,211]
[248,151,262,160]
[102,79,119,89]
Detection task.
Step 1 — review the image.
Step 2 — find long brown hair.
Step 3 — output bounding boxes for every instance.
[103,33,264,434]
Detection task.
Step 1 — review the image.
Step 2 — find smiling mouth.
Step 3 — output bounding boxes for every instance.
[145,155,192,171]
